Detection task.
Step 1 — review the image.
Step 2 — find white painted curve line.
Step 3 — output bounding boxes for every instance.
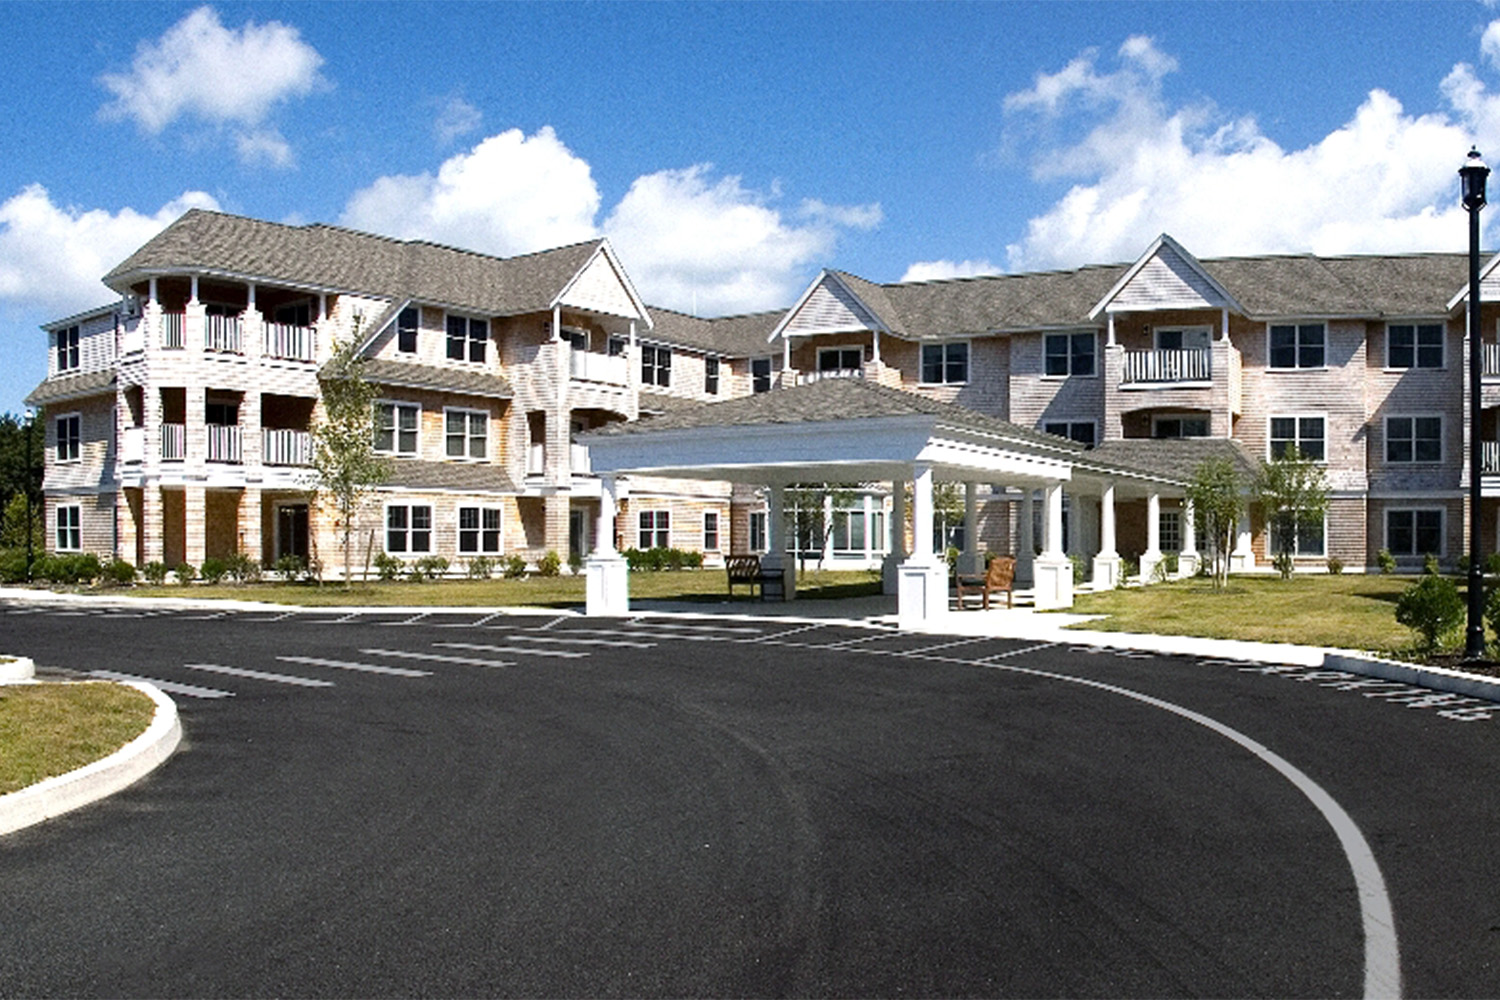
[182,663,334,688]
[433,641,588,659]
[88,669,234,700]
[358,648,513,668]
[277,655,430,678]
[980,657,1401,999]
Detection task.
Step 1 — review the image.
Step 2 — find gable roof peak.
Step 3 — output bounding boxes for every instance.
[1088,232,1246,319]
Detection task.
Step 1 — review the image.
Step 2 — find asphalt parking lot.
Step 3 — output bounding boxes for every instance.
[3,601,1499,997]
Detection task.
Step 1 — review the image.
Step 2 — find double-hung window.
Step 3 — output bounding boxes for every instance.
[832,506,867,553]
[444,408,487,460]
[703,511,720,550]
[55,505,81,551]
[1387,509,1443,556]
[749,511,767,551]
[1269,322,1326,369]
[1044,421,1096,446]
[55,413,80,462]
[374,402,419,455]
[921,342,969,384]
[1386,415,1442,463]
[1270,513,1326,557]
[638,510,669,549]
[819,347,864,375]
[386,504,432,554]
[446,315,488,363]
[1044,333,1095,376]
[458,506,502,554]
[1269,416,1325,461]
[704,357,720,395]
[751,357,773,393]
[397,307,419,354]
[55,325,79,372]
[642,345,671,387]
[1387,323,1443,369]
[1153,415,1210,439]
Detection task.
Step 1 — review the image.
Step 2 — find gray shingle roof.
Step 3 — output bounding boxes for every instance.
[645,307,782,355]
[1085,436,1260,482]
[383,459,518,493]
[352,358,513,399]
[25,370,116,407]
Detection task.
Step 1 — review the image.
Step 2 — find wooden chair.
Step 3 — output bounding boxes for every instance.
[955,556,1016,610]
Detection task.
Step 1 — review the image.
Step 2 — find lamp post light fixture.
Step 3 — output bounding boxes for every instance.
[1462,146,1490,661]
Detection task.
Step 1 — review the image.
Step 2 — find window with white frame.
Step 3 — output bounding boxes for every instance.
[819,346,863,374]
[55,504,80,551]
[921,342,969,384]
[751,357,773,393]
[608,336,627,356]
[386,504,433,554]
[55,325,80,372]
[1153,415,1210,439]
[55,413,80,462]
[397,307,419,353]
[1044,421,1097,446]
[444,408,487,460]
[1387,322,1443,369]
[446,315,488,363]
[1159,509,1182,553]
[638,510,669,549]
[1269,415,1325,461]
[1387,508,1443,556]
[374,402,419,455]
[832,505,868,553]
[749,510,767,551]
[1270,512,1326,556]
[705,357,720,395]
[1044,332,1095,376]
[561,328,588,352]
[703,511,720,550]
[1385,415,1442,463]
[457,506,502,554]
[641,345,671,387]
[1269,322,1326,369]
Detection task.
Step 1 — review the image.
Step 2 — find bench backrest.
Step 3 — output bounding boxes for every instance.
[725,555,761,578]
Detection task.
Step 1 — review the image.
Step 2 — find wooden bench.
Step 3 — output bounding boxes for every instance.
[955,556,1016,610]
[726,554,784,600]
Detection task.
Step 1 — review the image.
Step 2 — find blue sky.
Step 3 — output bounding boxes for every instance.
[4,1,1500,412]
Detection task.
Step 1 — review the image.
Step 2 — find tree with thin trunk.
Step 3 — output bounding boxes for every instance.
[1256,445,1329,579]
[311,331,389,587]
[1185,456,1243,590]
[784,483,858,574]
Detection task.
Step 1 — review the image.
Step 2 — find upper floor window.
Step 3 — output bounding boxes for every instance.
[446,315,488,363]
[56,326,80,372]
[820,347,863,374]
[386,504,432,554]
[608,336,627,356]
[1386,322,1443,369]
[642,345,671,387]
[275,302,312,327]
[705,357,720,395]
[374,402,419,455]
[561,329,588,351]
[55,505,81,552]
[1270,415,1325,461]
[1269,322,1325,369]
[921,342,969,384]
[55,413,80,462]
[1044,333,1094,377]
[1153,415,1210,439]
[444,408,487,460]
[1044,421,1096,446]
[751,357,773,393]
[1386,415,1442,463]
[397,307,419,353]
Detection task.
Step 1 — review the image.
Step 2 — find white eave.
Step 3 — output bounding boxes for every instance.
[1445,250,1500,311]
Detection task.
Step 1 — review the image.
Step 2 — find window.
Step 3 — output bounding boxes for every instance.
[921,342,969,384]
[444,408,487,459]
[638,510,669,549]
[458,506,502,554]
[819,347,863,373]
[56,325,79,372]
[1270,513,1326,557]
[397,307,419,353]
[55,505,80,551]
[374,402,419,455]
[749,511,767,551]
[1269,415,1325,461]
[561,329,588,351]
[1160,510,1182,553]
[276,302,312,327]
[1387,508,1444,556]
[1044,421,1096,446]
[205,401,239,427]
[386,504,432,554]
[1044,333,1095,376]
[1153,415,1210,439]
[705,357,720,395]
[642,345,671,387]
[608,336,627,357]
[703,511,720,550]
[446,315,488,363]
[1155,327,1211,351]
[832,507,868,553]
[1386,415,1442,463]
[55,413,80,462]
[751,357,773,393]
[1387,323,1443,369]
[1269,322,1326,369]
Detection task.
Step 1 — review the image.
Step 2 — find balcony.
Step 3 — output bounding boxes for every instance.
[161,423,185,461]
[264,323,316,362]
[527,442,546,476]
[569,349,628,385]
[122,426,144,464]
[796,367,864,385]
[570,442,591,475]
[121,318,144,355]
[1485,344,1500,378]
[1485,441,1500,474]
[204,315,243,354]
[161,312,185,349]
[1121,347,1211,385]
[206,424,242,463]
[263,428,313,466]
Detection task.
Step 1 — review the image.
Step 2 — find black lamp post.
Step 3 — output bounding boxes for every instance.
[1462,146,1490,661]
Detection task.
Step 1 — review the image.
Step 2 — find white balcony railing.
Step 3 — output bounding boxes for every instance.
[1122,347,1212,384]
[161,423,185,461]
[121,426,144,464]
[1485,344,1500,378]
[262,428,313,466]
[264,323,316,362]
[206,424,242,463]
[161,312,185,349]
[797,367,864,385]
[528,442,545,476]
[204,314,243,353]
[570,442,591,475]
[1484,440,1500,474]
[569,349,628,385]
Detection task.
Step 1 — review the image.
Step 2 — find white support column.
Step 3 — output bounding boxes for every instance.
[898,463,949,629]
[1141,491,1164,581]
[910,464,934,563]
[148,277,158,308]
[872,329,882,365]
[188,275,199,305]
[962,481,980,574]
[1230,513,1256,572]
[761,484,795,601]
[551,306,561,341]
[1107,312,1117,347]
[1092,483,1121,590]
[586,475,628,616]
[883,478,906,595]
[1032,482,1074,609]
[1017,489,1035,587]
[1179,499,1200,578]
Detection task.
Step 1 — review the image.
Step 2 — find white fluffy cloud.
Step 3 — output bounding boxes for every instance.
[434,96,483,145]
[1003,32,1500,270]
[900,259,1002,283]
[98,6,325,166]
[0,185,220,312]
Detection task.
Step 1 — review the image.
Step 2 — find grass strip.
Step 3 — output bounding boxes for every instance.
[0,682,156,795]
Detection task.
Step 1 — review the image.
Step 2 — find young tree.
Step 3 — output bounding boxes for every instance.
[310,334,389,586]
[1185,456,1244,590]
[784,483,858,574]
[1256,445,1328,579]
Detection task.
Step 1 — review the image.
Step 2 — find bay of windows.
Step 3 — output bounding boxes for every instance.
[1045,421,1097,446]
[397,307,419,353]
[751,357,773,393]
[56,325,79,371]
[703,511,720,550]
[705,357,720,395]
[820,347,863,374]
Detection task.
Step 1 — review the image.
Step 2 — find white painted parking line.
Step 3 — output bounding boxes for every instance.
[180,612,230,620]
[537,615,570,631]
[628,620,763,635]
[911,636,995,654]
[433,612,505,628]
[815,633,896,649]
[472,633,655,649]
[277,655,431,678]
[182,663,334,688]
[88,669,234,699]
[358,648,513,668]
[974,641,1058,663]
[376,613,431,626]
[741,623,828,644]
[51,611,88,617]
[432,641,587,659]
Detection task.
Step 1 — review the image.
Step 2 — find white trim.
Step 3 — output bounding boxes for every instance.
[702,510,720,551]
[54,503,82,551]
[382,500,435,556]
[636,508,670,549]
[441,406,489,461]
[918,339,970,386]
[1042,330,1098,379]
[54,411,82,463]
[1383,412,1444,465]
[373,399,421,456]
[550,239,654,329]
[1446,251,1500,310]
[455,503,504,555]
[1088,233,1246,320]
[1383,319,1447,370]
[1266,320,1329,371]
[770,270,891,342]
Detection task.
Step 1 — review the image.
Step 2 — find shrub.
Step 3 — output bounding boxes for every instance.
[406,555,449,581]
[372,552,403,581]
[1396,575,1464,652]
[1120,556,1139,580]
[503,554,527,579]
[1377,549,1396,574]
[272,554,307,582]
[466,555,494,580]
[1272,550,1294,580]
[685,549,704,569]
[665,548,685,572]
[568,549,583,573]
[1487,552,1500,577]
[142,560,169,585]
[1423,553,1441,577]
[537,550,562,577]
[1326,556,1344,575]
[1485,588,1500,649]
[104,558,136,585]
[226,552,261,583]
[174,562,196,586]
[1458,553,1472,575]
[199,557,229,585]
[34,553,103,585]
[1070,553,1086,585]
[0,549,29,583]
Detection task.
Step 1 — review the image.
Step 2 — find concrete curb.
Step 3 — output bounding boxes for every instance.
[0,655,35,682]
[0,681,182,838]
[1323,651,1500,703]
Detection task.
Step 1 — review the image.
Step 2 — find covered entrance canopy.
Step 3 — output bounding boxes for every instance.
[578,378,1225,627]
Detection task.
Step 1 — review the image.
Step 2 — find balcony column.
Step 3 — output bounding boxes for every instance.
[1032,482,1074,609]
[185,275,206,352]
[1230,513,1255,572]
[762,484,795,601]
[142,485,164,566]
[1141,491,1164,581]
[243,391,263,469]
[144,278,162,350]
[1017,490,1035,587]
[185,388,206,475]
[586,474,628,616]
[1179,500,1200,577]
[883,477,906,595]
[898,462,948,628]
[1092,483,1121,590]
[962,481,981,574]
[239,487,263,564]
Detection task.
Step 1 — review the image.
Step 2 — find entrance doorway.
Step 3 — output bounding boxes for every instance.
[276,503,309,560]
[569,508,587,560]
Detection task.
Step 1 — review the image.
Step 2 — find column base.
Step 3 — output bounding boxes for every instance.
[1090,553,1121,590]
[1176,552,1201,579]
[881,552,905,596]
[1229,550,1255,572]
[1140,551,1163,583]
[897,560,950,629]
[585,554,629,616]
[759,554,796,602]
[1032,556,1074,610]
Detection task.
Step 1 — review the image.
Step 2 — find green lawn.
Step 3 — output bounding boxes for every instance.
[0,682,156,795]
